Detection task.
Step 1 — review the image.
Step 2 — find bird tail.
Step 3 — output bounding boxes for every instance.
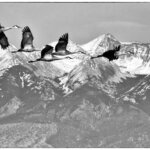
[28,60,35,63]
[28,58,41,63]
[11,49,23,53]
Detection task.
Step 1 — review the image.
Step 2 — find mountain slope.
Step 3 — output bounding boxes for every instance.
[0,46,75,78]
[0,64,63,119]
[114,42,150,74]
[1,34,150,148]
[81,34,150,75]
[59,57,132,95]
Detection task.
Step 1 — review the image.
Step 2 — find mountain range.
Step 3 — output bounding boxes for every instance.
[1,33,150,148]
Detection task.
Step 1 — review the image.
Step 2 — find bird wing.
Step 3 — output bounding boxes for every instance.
[0,31,9,49]
[21,26,34,49]
[115,45,121,51]
[41,45,53,58]
[55,33,68,52]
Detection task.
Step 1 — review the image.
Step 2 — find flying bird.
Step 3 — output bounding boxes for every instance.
[53,33,87,56]
[0,30,9,50]
[54,33,71,55]
[12,26,40,53]
[28,45,72,63]
[0,24,21,50]
[91,45,121,61]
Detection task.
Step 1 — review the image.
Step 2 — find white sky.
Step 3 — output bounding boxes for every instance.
[0,2,150,48]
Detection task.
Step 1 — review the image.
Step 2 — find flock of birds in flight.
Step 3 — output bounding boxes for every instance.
[0,24,124,63]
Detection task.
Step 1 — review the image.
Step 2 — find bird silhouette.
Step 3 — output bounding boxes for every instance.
[28,44,72,63]
[91,45,121,61]
[0,24,21,50]
[53,33,86,56]
[12,26,40,53]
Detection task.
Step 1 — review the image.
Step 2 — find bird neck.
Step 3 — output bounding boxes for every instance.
[2,26,14,32]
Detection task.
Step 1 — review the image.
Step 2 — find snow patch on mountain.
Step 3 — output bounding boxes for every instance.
[81,34,106,55]
[50,58,82,73]
[114,42,150,75]
[59,57,132,94]
[80,34,150,75]
[81,33,120,56]
[1,33,150,77]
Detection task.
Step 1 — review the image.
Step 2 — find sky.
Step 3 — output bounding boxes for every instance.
[0,3,150,48]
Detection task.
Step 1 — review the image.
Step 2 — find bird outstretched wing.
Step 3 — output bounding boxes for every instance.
[41,45,53,58]
[0,31,9,49]
[21,26,34,49]
[55,33,68,52]
[115,45,121,51]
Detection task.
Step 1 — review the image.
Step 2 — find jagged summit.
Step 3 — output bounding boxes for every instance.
[79,33,150,75]
[1,33,150,77]
[81,33,120,56]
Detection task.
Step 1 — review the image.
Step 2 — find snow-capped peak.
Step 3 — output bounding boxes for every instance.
[81,33,120,56]
[1,33,150,77]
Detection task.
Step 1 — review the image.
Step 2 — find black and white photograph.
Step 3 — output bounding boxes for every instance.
[1,1,150,148]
